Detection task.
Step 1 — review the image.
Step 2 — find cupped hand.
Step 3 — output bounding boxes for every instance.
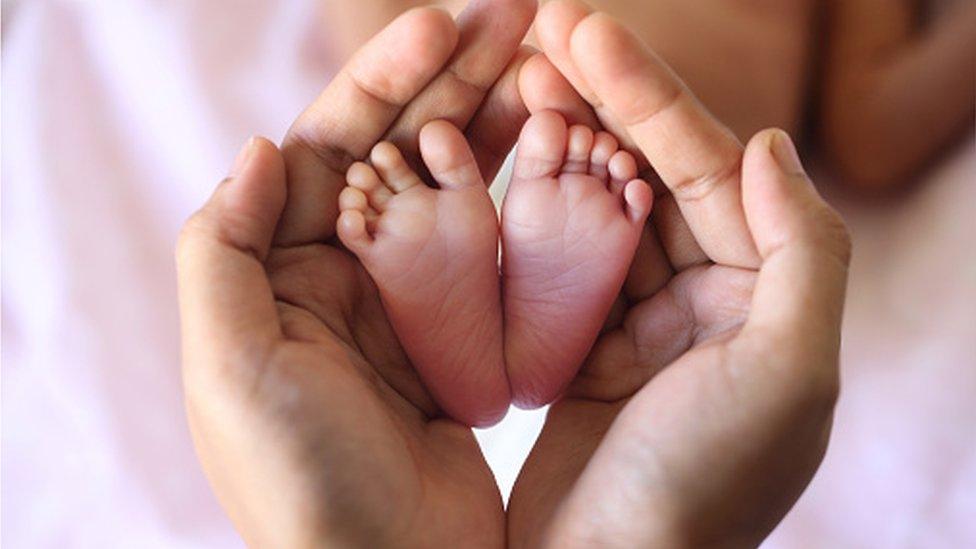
[176,1,535,546]
[507,1,852,547]
[178,0,854,545]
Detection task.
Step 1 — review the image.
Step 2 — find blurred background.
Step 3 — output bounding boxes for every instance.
[2,0,974,546]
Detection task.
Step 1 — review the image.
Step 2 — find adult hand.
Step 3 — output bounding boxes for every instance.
[507,1,852,546]
[176,1,535,545]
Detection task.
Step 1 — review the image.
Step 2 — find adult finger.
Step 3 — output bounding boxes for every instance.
[176,138,286,377]
[651,193,709,270]
[518,52,601,128]
[534,0,644,155]
[740,129,852,381]
[568,8,761,269]
[533,1,617,131]
[278,7,459,245]
[518,52,675,295]
[534,0,593,98]
[383,0,538,174]
[465,46,535,184]
[532,2,710,270]
[516,41,707,291]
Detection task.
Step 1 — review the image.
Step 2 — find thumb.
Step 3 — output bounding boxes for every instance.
[740,129,852,373]
[176,137,287,377]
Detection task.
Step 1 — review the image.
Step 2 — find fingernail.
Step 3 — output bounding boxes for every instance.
[770,130,804,175]
[229,137,256,177]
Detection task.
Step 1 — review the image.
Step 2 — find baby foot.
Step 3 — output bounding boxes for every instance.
[336,120,508,427]
[502,111,653,407]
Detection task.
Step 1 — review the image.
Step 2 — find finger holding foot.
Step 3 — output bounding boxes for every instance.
[567,9,759,269]
[518,52,601,129]
[534,0,602,107]
[277,7,460,245]
[382,0,537,168]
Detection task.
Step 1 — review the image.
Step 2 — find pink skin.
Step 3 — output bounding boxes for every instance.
[337,112,651,420]
[336,120,508,427]
[502,110,653,407]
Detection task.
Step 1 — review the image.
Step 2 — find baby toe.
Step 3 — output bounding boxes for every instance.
[347,162,393,211]
[339,185,369,212]
[589,131,618,179]
[419,120,484,190]
[563,124,594,173]
[608,150,638,197]
[623,179,653,224]
[370,142,423,193]
[512,110,569,180]
[338,185,380,232]
[337,209,374,255]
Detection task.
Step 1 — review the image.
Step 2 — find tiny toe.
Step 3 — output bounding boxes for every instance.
[589,132,618,179]
[339,186,380,230]
[563,125,594,173]
[623,179,653,224]
[347,162,394,210]
[608,150,638,197]
[419,120,485,190]
[371,142,423,193]
[608,150,638,182]
[337,209,373,254]
[339,185,368,212]
[512,111,569,180]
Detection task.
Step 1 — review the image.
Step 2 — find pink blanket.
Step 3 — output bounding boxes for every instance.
[3,1,973,545]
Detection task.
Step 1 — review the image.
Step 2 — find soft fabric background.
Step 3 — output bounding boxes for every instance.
[2,1,974,546]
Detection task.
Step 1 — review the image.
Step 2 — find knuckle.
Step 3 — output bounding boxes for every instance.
[289,129,357,175]
[443,65,491,99]
[816,205,853,267]
[670,158,741,203]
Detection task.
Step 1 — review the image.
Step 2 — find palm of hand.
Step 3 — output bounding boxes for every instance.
[509,253,842,548]
[181,1,848,546]
[183,1,542,541]
[509,262,763,545]
[502,2,848,544]
[250,236,505,546]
